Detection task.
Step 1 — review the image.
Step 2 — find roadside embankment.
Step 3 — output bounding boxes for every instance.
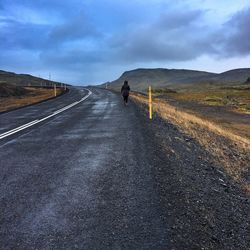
[0,85,68,113]
[131,92,250,192]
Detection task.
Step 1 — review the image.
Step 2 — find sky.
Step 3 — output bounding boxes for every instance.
[0,0,250,85]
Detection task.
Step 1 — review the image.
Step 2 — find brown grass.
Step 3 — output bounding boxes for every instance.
[131,93,250,191]
[0,87,64,113]
[153,86,250,114]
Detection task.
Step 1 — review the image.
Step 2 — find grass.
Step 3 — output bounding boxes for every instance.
[153,85,250,114]
[0,87,64,113]
[131,92,250,192]
[147,85,250,140]
[152,88,177,94]
[132,92,250,149]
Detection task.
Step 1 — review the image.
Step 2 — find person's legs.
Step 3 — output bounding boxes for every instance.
[124,96,128,105]
[123,96,126,106]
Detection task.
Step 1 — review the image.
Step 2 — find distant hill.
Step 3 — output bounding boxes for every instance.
[104,68,250,92]
[0,70,66,87]
[211,68,250,83]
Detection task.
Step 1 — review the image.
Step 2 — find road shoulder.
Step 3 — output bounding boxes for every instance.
[132,98,250,249]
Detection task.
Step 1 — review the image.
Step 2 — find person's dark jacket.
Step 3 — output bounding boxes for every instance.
[121,84,130,97]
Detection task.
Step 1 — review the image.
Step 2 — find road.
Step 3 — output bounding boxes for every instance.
[0,87,169,249]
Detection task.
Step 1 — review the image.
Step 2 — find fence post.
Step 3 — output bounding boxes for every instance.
[149,86,152,120]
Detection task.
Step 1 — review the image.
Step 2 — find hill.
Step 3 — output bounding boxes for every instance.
[0,70,64,87]
[211,68,250,83]
[105,68,250,92]
[0,70,68,112]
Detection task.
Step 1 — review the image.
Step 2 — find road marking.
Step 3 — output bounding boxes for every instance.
[0,89,92,140]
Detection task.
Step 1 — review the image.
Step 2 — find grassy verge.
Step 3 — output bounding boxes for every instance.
[131,92,250,192]
[0,87,65,113]
[152,85,250,114]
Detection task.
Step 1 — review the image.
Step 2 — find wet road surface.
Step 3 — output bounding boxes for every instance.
[0,87,169,249]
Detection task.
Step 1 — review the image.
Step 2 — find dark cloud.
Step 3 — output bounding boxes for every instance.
[0,11,99,51]
[156,9,204,29]
[108,8,216,63]
[40,48,105,68]
[223,7,250,55]
[49,12,101,43]
[0,19,51,50]
[1,0,83,17]
[107,6,250,64]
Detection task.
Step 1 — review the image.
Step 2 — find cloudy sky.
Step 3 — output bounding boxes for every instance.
[0,0,250,85]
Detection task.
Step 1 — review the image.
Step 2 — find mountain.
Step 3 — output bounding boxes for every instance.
[105,68,215,92]
[0,70,65,87]
[105,68,250,92]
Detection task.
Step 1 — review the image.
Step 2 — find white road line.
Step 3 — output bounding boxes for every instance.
[0,89,92,140]
[0,120,40,138]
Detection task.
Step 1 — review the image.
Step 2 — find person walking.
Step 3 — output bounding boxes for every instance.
[121,80,130,106]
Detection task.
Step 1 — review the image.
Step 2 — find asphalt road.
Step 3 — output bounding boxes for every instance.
[0,87,169,249]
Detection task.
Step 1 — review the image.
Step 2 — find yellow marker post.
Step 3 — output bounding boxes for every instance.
[54,84,57,97]
[149,86,152,120]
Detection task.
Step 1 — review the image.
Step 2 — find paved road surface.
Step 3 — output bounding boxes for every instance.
[0,87,169,249]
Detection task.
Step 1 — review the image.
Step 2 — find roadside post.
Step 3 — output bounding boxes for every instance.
[54,84,57,97]
[149,86,152,120]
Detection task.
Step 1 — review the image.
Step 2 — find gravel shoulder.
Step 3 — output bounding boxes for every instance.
[133,98,250,249]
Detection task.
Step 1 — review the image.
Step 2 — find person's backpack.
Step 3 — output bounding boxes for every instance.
[122,86,130,96]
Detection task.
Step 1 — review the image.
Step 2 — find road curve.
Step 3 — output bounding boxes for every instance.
[0,87,169,249]
[0,89,92,140]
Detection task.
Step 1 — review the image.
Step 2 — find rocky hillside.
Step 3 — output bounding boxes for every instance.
[105,68,250,92]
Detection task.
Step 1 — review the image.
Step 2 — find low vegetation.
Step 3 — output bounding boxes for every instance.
[0,70,69,112]
[152,88,177,94]
[0,83,28,97]
[0,85,65,113]
[131,92,250,192]
[153,85,250,114]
